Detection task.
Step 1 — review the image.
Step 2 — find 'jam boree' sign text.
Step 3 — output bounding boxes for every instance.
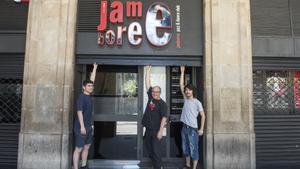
[97,0,173,47]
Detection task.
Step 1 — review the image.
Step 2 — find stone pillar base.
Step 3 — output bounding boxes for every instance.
[18,133,72,169]
[205,133,256,169]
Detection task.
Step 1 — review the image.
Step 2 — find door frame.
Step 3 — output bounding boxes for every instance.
[75,65,204,166]
[77,64,142,160]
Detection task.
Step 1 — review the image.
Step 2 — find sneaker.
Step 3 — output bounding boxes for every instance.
[80,166,89,169]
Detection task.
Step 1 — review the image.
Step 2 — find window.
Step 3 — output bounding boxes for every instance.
[253,70,300,114]
[90,66,138,116]
[0,79,23,123]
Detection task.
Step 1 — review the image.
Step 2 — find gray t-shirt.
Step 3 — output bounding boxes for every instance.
[180,98,204,128]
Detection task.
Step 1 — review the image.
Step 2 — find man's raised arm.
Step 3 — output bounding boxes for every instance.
[145,65,152,91]
[180,66,185,97]
[90,63,98,82]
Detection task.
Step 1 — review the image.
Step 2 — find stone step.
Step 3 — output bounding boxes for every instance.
[86,160,190,169]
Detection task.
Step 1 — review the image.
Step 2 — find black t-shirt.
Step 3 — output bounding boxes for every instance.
[142,87,168,131]
[74,93,93,131]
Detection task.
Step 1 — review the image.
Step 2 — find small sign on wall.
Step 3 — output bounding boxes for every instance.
[294,71,300,109]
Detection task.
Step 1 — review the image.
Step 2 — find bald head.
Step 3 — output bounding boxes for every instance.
[152,86,161,92]
[151,86,161,100]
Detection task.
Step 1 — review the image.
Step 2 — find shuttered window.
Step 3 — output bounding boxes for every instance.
[0,1,28,31]
[251,0,300,37]
[77,0,100,32]
[290,0,300,36]
[251,0,292,36]
[0,2,27,169]
[0,54,24,169]
[253,69,300,169]
[0,78,22,169]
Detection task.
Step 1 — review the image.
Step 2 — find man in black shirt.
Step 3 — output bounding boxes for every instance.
[73,63,98,169]
[142,65,168,169]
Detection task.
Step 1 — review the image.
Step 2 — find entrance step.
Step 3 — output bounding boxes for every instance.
[87,160,186,169]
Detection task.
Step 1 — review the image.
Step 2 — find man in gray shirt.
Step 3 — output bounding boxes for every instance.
[180,66,206,169]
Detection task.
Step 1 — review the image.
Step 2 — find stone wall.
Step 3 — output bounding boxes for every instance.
[203,0,256,168]
[18,0,78,168]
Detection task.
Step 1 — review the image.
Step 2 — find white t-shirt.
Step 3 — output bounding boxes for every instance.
[180,98,204,128]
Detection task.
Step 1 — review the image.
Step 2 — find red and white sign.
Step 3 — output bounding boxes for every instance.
[97,0,173,47]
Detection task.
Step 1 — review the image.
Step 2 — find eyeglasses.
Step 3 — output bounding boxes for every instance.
[152,91,161,93]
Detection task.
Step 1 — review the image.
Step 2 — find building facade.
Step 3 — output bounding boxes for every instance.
[0,0,299,169]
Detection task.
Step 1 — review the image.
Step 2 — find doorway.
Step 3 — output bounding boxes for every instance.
[88,65,141,160]
[75,65,204,168]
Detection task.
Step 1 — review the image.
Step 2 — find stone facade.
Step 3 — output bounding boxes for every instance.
[17,0,255,168]
[17,0,78,168]
[203,0,256,169]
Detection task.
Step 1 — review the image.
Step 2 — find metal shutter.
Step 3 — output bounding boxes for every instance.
[253,58,300,169]
[0,54,24,79]
[253,57,300,70]
[0,54,24,169]
[77,0,100,32]
[0,124,20,169]
[0,1,27,168]
[0,1,28,31]
[290,0,300,36]
[255,115,300,169]
[251,0,292,36]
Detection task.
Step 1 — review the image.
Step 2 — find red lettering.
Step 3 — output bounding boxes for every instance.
[110,1,123,23]
[97,0,108,31]
[126,1,142,17]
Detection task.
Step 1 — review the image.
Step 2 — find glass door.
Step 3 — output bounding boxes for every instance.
[89,65,140,160]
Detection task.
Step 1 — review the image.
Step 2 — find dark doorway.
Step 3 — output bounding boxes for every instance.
[168,66,204,169]
[88,65,140,160]
[75,65,204,168]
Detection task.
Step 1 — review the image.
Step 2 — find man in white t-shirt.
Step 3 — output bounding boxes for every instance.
[179,66,206,169]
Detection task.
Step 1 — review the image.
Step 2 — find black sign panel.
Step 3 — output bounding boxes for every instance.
[76,0,203,65]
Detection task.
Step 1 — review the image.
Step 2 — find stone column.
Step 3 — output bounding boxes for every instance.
[203,0,256,169]
[18,0,78,169]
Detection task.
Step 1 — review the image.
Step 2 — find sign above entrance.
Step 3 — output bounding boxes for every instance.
[97,1,173,47]
[76,0,203,65]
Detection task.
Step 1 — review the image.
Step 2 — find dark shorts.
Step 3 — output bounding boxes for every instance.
[74,127,93,148]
